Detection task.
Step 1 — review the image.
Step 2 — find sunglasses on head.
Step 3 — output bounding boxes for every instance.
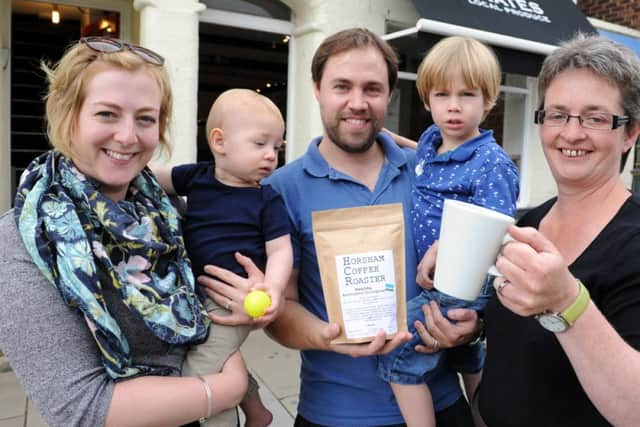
[80,37,165,65]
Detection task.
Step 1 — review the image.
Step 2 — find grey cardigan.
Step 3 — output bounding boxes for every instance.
[0,210,187,426]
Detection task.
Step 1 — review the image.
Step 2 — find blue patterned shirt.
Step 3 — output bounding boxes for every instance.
[412,125,520,260]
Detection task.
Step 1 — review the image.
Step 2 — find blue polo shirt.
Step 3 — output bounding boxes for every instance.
[412,125,519,260]
[264,133,462,426]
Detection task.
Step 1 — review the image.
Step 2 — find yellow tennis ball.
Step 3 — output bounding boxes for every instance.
[243,290,271,318]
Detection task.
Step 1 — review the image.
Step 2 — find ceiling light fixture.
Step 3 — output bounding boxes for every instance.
[98,16,117,33]
[51,5,60,24]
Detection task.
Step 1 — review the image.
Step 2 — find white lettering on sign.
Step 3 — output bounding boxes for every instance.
[467,0,551,23]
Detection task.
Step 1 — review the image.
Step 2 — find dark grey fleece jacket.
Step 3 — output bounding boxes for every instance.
[0,210,187,427]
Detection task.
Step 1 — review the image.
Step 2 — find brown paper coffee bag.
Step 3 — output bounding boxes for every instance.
[312,203,407,344]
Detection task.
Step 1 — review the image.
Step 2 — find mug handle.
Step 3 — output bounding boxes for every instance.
[488,234,514,277]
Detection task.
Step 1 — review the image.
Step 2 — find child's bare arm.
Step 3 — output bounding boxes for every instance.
[258,234,293,323]
[149,163,177,195]
[417,241,438,289]
[382,128,418,149]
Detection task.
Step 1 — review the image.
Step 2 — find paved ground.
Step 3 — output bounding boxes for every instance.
[0,330,299,427]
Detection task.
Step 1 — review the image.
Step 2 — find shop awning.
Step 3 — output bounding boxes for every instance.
[385,0,596,76]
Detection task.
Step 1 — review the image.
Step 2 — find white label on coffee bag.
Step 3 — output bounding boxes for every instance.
[335,249,397,339]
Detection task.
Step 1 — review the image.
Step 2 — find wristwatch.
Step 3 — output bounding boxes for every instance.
[536,280,590,333]
[466,316,485,346]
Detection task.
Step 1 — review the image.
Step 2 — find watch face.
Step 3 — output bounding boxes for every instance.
[537,313,568,333]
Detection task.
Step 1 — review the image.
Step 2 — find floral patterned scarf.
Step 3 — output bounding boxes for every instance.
[14,151,210,379]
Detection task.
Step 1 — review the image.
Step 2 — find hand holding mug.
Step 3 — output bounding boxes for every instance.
[493,225,578,316]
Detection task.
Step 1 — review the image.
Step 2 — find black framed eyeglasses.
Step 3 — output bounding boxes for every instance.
[80,37,165,66]
[534,109,631,131]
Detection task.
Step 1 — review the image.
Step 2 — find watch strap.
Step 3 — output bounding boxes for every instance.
[467,316,485,346]
[560,280,590,326]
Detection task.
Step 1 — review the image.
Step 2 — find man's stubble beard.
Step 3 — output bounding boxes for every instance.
[324,118,382,154]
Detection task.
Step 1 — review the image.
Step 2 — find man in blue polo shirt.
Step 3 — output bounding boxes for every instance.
[263,28,479,427]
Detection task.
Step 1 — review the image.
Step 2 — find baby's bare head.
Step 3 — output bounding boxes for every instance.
[206,88,284,141]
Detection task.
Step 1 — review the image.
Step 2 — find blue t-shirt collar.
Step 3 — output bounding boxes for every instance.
[424,126,494,163]
[302,132,408,178]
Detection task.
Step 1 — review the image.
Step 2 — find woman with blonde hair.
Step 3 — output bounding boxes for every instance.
[0,38,248,426]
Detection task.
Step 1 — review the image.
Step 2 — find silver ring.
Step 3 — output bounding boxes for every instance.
[224,298,232,310]
[432,338,440,351]
[497,280,511,296]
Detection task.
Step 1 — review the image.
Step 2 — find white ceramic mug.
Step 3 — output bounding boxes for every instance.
[433,199,515,301]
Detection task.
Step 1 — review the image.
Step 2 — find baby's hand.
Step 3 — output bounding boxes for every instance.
[247,284,284,327]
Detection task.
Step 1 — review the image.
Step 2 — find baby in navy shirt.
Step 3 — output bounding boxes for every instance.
[155,89,292,427]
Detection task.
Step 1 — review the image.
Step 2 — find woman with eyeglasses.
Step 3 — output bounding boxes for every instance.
[458,33,640,426]
[0,38,248,426]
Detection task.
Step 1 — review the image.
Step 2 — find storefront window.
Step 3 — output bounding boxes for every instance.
[9,1,120,202]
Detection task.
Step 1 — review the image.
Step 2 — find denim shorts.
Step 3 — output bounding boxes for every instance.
[377,278,492,385]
